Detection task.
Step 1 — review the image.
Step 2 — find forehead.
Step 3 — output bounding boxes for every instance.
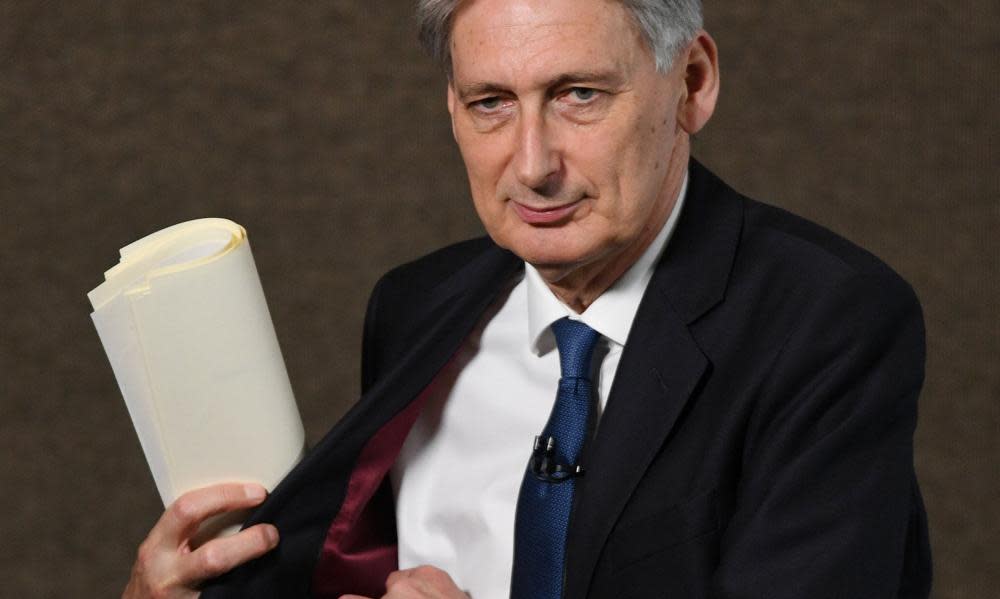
[449,0,649,86]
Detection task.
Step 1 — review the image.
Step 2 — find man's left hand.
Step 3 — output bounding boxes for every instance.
[339,565,470,599]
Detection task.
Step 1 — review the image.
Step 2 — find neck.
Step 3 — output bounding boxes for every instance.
[536,140,689,312]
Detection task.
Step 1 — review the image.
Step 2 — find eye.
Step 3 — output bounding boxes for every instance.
[568,87,597,102]
[469,96,510,114]
[476,97,501,110]
[554,86,609,122]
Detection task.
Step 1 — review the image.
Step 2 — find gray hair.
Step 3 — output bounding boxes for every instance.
[416,0,703,76]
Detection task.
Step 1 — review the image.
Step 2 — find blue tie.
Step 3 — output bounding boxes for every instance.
[511,318,600,599]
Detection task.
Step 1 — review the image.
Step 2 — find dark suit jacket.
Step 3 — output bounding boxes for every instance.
[202,160,931,598]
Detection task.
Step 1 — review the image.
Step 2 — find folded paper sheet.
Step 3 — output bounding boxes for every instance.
[89,218,304,509]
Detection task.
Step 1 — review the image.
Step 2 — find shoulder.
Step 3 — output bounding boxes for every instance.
[684,161,924,373]
[738,194,921,332]
[690,160,920,312]
[740,196,906,287]
[688,159,908,288]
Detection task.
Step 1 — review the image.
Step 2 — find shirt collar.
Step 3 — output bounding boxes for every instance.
[526,171,689,354]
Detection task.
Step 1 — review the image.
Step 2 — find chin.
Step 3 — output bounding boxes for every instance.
[487,213,604,267]
[507,236,594,273]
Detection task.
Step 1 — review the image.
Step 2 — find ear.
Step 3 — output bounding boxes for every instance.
[676,31,720,135]
[446,84,459,142]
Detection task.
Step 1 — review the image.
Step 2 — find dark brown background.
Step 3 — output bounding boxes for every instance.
[1,2,996,597]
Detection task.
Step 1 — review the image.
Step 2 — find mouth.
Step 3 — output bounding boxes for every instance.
[510,199,583,225]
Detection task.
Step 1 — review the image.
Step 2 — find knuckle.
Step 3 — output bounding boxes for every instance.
[214,484,248,508]
[385,571,406,590]
[170,495,199,525]
[135,540,155,566]
[147,584,171,599]
[251,525,273,550]
[415,564,443,580]
[134,539,163,573]
[128,544,168,598]
[217,484,240,505]
[385,570,400,588]
[127,574,168,599]
[198,544,227,575]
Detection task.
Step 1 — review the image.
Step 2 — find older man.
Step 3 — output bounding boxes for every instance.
[124,1,931,598]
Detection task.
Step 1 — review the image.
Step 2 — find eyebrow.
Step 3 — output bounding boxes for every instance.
[455,70,626,100]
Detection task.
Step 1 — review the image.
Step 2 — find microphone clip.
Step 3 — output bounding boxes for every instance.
[529,435,584,483]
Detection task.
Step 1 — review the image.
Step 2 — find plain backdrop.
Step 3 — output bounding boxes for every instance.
[1,2,996,597]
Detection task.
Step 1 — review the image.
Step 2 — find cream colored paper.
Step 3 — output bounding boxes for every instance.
[89,218,304,509]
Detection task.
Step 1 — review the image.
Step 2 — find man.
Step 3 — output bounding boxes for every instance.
[124,1,931,598]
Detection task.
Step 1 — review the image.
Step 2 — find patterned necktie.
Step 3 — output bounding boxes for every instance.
[511,317,600,599]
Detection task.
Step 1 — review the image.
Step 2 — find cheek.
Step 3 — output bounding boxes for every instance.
[457,131,509,190]
[461,146,510,232]
[577,130,670,242]
[618,117,674,199]
[570,132,638,219]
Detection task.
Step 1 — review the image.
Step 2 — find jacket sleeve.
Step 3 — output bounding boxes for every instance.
[712,272,932,598]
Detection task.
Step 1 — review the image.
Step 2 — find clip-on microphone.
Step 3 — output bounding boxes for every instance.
[529,435,585,483]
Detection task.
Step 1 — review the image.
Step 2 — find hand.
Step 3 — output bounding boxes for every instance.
[340,565,470,599]
[122,483,279,598]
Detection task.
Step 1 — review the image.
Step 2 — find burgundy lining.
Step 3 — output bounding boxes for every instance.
[310,388,429,597]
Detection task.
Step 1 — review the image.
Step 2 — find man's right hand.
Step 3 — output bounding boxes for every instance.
[122,483,279,598]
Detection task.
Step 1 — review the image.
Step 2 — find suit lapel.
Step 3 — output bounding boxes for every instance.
[386,244,524,399]
[336,241,525,458]
[565,294,707,595]
[369,246,524,425]
[564,160,744,596]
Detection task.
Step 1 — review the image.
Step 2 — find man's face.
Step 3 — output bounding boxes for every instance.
[448,0,691,287]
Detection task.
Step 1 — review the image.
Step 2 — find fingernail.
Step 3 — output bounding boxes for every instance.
[264,524,279,546]
[244,484,267,501]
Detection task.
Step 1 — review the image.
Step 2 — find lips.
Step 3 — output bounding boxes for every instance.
[511,199,582,225]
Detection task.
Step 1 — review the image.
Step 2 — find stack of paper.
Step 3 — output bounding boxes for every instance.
[89,218,304,510]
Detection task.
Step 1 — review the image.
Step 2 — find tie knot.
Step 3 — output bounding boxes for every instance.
[551,317,600,379]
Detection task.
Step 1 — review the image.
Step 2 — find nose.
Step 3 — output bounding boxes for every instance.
[513,111,561,194]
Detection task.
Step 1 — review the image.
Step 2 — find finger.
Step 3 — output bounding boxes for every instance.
[386,566,468,598]
[178,522,279,583]
[385,568,414,589]
[155,483,268,546]
[337,595,373,599]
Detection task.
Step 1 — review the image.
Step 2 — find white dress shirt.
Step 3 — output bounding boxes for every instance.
[389,174,688,598]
